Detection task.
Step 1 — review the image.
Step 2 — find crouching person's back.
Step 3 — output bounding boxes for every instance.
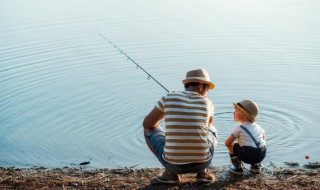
[143,69,218,184]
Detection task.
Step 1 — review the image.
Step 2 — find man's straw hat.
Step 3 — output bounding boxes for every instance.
[182,69,215,89]
[233,99,259,122]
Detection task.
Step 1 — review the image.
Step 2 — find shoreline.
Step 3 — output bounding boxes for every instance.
[0,162,319,189]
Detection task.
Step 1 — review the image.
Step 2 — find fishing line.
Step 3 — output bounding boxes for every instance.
[97,31,169,93]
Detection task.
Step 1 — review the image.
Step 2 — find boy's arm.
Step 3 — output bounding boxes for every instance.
[225,134,236,147]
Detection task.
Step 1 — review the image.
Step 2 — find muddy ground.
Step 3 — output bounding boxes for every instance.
[0,162,319,189]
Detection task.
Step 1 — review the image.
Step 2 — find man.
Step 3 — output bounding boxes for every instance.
[143,69,218,184]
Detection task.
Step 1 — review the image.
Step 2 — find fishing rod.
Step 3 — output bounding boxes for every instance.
[97,31,169,93]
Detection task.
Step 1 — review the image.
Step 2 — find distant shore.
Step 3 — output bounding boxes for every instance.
[0,162,319,189]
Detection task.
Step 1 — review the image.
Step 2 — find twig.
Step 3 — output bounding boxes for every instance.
[130,165,139,169]
[0,177,12,184]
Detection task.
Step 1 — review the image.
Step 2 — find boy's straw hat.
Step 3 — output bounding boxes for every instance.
[182,69,215,89]
[233,99,259,122]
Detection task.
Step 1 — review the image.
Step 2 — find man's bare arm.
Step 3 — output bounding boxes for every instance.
[143,107,164,129]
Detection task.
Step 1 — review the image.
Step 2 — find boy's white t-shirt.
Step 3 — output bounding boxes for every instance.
[232,121,266,148]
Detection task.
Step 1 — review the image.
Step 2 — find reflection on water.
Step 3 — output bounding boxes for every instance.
[0,0,319,168]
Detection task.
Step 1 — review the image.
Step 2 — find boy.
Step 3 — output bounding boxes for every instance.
[225,99,266,175]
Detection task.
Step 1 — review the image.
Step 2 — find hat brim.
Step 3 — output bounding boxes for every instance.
[233,102,255,122]
[182,79,215,89]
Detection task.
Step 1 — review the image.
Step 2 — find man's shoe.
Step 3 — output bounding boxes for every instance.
[156,170,180,184]
[250,163,261,174]
[196,169,215,183]
[229,166,243,175]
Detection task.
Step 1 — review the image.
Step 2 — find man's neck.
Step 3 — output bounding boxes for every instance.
[185,87,206,97]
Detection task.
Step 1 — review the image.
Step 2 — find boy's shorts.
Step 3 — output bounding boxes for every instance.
[233,143,266,164]
[145,127,217,174]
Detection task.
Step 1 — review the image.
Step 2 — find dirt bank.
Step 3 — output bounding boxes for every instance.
[0,162,319,189]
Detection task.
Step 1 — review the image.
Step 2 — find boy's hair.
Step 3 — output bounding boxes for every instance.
[235,107,251,122]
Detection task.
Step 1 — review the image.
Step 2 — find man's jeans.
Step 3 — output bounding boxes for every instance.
[145,127,216,174]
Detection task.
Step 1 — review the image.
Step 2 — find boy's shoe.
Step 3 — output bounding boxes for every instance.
[156,170,180,184]
[230,155,242,169]
[229,166,243,175]
[250,163,261,174]
[196,169,215,183]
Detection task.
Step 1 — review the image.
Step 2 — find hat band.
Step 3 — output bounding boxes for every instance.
[237,103,246,110]
[185,77,210,82]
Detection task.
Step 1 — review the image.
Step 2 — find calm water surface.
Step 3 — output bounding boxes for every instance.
[1,0,319,168]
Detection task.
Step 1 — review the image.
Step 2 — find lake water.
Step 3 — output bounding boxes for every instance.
[1,0,319,169]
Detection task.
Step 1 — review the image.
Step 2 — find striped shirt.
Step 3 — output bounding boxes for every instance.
[155,91,214,164]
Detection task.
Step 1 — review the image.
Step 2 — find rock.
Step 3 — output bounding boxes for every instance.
[79,161,90,166]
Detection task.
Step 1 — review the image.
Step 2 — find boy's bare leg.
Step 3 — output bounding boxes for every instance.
[226,142,235,155]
